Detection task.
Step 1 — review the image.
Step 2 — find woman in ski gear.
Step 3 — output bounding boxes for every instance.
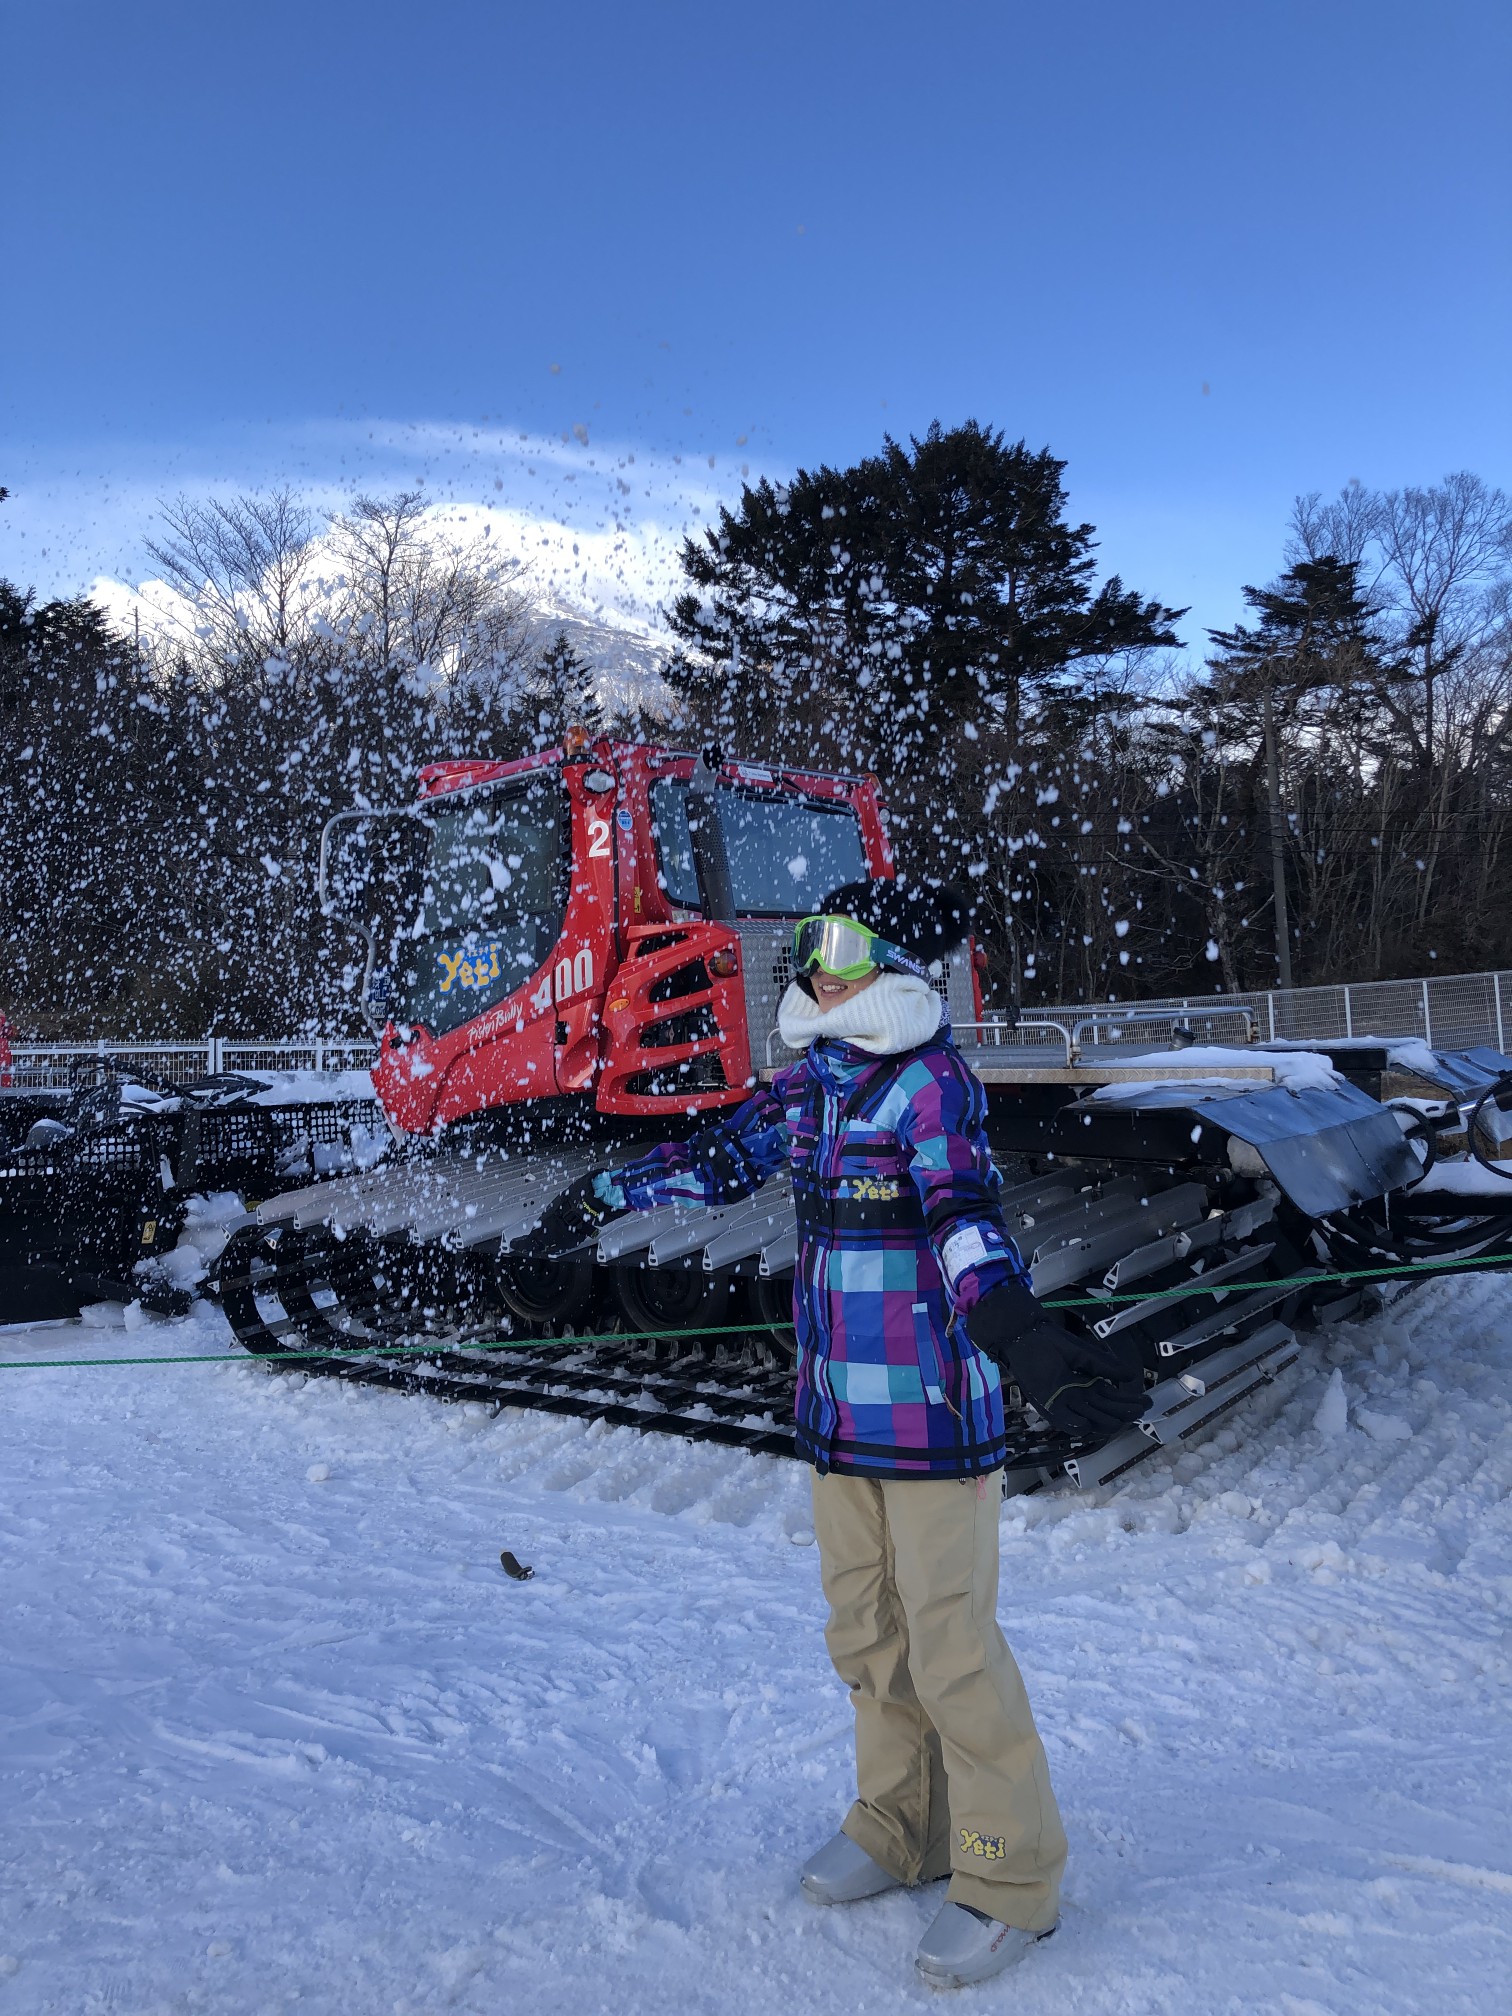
[544,879,1142,1986]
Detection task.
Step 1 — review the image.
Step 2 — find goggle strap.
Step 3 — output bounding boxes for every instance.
[792,914,931,983]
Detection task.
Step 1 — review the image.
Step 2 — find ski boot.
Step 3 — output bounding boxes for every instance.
[914,1902,1056,1989]
[799,1832,902,1905]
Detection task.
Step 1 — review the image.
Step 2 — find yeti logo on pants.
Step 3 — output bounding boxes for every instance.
[959,1828,1009,1861]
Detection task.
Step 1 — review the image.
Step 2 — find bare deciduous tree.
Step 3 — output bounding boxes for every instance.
[145,490,320,668]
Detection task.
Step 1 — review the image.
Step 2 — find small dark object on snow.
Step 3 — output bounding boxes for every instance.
[499,1550,534,1581]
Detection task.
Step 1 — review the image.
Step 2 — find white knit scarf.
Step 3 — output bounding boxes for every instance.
[776,972,944,1058]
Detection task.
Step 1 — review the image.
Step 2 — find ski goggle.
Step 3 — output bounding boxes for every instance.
[793,915,926,981]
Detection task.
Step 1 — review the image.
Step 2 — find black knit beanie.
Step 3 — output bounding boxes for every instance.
[807,878,974,976]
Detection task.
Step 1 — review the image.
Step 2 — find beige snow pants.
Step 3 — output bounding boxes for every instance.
[810,1468,1067,1930]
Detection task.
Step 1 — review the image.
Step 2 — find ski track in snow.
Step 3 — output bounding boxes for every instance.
[1,1279,1509,2015]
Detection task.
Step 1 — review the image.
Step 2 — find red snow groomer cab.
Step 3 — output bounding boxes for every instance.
[321,737,982,1141]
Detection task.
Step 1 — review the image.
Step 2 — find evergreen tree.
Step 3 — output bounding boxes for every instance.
[0,582,186,1029]
[1,468,1506,1040]
[664,420,1183,887]
[1204,555,1394,698]
[1196,557,1406,987]
[0,492,539,1038]
[528,629,599,747]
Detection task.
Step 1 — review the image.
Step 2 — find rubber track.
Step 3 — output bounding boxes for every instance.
[218,1222,805,1454]
[210,1215,1287,1472]
[217,1202,1512,1472]
[275,1343,801,1457]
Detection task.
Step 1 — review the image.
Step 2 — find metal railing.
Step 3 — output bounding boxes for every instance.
[952,1005,1258,1059]
[1070,1004,1258,1055]
[8,966,1506,1097]
[951,1018,1074,1058]
[767,1004,1259,1069]
[1023,968,1512,1054]
[764,1016,1077,1068]
[2,1040,376,1091]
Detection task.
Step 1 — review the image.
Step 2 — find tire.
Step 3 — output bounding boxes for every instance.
[748,1273,797,1369]
[614,1264,740,1339]
[750,1273,795,1334]
[493,1254,598,1330]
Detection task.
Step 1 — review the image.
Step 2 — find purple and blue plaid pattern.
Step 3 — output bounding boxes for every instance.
[614,1028,1026,1477]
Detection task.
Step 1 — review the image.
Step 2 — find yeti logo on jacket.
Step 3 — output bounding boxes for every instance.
[959,1827,1010,1861]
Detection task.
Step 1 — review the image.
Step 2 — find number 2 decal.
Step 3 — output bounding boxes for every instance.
[587,816,611,859]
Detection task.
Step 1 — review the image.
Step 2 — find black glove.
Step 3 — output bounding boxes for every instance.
[967,1275,1146,1440]
[534,1171,621,1257]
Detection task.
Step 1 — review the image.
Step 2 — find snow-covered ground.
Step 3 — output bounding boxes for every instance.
[2,1279,1509,2016]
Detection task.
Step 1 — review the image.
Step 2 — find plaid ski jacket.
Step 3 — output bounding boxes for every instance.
[613,1028,1026,1477]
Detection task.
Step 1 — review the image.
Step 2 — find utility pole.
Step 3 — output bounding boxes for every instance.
[1261,671,1294,991]
[1004,877,1023,1020]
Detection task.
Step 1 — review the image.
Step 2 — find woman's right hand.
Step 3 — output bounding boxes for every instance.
[535,1171,623,1256]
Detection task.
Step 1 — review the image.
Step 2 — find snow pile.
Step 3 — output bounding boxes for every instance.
[1412,1160,1512,1199]
[1088,1043,1340,1100]
[128,1192,255,1304]
[1312,1364,1349,1437]
[2,1277,1510,2013]
[246,1068,377,1106]
[1383,1038,1444,1079]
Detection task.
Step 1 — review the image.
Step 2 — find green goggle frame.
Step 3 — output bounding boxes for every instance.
[793,914,925,981]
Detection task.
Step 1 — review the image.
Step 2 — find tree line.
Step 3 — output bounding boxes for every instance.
[0,490,620,1037]
[664,430,1512,1007]
[1,432,1508,1038]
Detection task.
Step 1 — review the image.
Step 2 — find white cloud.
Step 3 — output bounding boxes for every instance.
[1,414,757,641]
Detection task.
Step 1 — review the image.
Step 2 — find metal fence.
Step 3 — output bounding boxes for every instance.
[6,965,1511,1093]
[2,1039,376,1091]
[1028,968,1512,1053]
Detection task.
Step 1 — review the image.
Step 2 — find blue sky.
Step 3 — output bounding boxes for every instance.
[3,0,1508,648]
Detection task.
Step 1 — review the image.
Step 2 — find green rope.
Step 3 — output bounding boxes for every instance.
[0,1318,773,1371]
[1044,1247,1512,1305]
[1,1248,1507,1371]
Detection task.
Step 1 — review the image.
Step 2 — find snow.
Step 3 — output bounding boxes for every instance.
[1263,1035,1512,1088]
[1312,1366,1349,1438]
[1253,1036,1450,1074]
[67,1072,378,1119]
[3,1277,1511,2014]
[245,1069,377,1106]
[1382,1039,1447,1079]
[1087,1045,1340,1099]
[80,432,718,679]
[135,1194,255,1300]
[1409,1160,1512,1199]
